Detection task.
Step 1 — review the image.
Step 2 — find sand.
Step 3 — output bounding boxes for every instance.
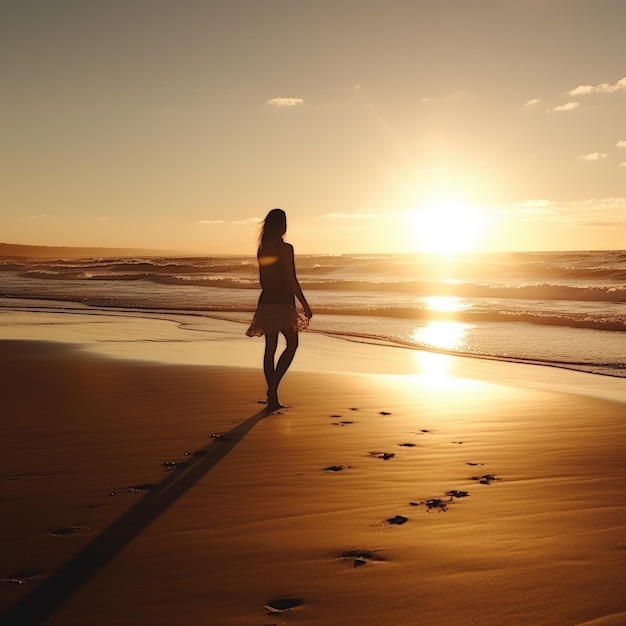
[1,312,625,625]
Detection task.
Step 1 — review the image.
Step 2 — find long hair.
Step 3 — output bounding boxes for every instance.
[258,208,287,250]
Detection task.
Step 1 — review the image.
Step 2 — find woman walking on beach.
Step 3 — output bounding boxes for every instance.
[247,208,312,412]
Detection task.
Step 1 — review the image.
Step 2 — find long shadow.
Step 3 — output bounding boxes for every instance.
[0,407,271,626]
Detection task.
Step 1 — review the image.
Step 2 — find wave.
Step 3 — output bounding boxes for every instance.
[12,269,626,302]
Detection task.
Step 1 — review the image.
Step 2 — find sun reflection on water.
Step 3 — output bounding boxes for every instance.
[413,321,470,351]
[423,296,468,313]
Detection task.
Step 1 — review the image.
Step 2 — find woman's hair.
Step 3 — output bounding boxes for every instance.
[259,208,287,248]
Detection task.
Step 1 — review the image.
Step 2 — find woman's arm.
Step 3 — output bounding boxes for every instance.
[280,242,312,318]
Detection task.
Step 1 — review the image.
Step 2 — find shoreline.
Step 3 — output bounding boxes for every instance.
[2,298,626,405]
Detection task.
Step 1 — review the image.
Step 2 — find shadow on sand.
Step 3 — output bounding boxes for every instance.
[0,407,271,626]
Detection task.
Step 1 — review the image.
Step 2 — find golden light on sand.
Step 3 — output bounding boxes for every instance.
[413,320,470,351]
[412,198,486,254]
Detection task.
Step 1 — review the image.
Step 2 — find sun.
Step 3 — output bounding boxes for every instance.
[412,197,487,254]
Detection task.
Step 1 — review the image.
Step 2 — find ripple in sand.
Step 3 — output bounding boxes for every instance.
[264,598,304,613]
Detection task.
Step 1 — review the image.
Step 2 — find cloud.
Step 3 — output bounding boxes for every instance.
[231,217,261,224]
[525,98,540,106]
[510,197,626,227]
[620,162,626,167]
[195,219,224,225]
[548,102,580,112]
[266,97,304,107]
[578,152,608,161]
[511,200,556,218]
[567,197,625,210]
[617,140,626,148]
[568,76,626,96]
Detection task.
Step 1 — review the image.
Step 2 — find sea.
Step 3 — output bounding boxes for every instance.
[0,250,625,379]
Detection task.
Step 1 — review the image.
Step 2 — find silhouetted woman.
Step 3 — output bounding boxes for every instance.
[247,208,312,412]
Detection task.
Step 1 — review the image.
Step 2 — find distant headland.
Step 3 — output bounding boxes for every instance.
[0,242,181,259]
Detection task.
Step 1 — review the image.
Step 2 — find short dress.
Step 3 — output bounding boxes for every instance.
[246,247,309,337]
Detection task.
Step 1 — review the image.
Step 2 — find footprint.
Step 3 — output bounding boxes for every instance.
[379,411,392,416]
[2,569,44,585]
[447,490,470,499]
[398,443,416,447]
[386,515,408,525]
[340,549,385,567]
[369,451,395,460]
[264,598,304,613]
[324,465,344,473]
[49,526,87,537]
[129,483,156,493]
[160,461,188,471]
[410,499,449,512]
[470,474,500,485]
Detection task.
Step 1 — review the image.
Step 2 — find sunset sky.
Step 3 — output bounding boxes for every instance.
[2,0,625,254]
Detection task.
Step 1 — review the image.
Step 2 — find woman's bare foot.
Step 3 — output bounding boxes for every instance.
[265,400,285,413]
[266,390,284,413]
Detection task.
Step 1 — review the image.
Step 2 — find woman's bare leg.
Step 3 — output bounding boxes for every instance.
[263,331,279,406]
[268,329,298,409]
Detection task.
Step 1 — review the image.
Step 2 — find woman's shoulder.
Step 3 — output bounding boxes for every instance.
[278,241,294,255]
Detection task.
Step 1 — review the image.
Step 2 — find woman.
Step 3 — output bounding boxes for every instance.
[246,208,312,412]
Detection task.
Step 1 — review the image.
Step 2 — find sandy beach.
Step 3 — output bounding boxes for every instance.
[1,312,625,625]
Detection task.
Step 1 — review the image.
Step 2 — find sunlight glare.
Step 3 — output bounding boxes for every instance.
[413,321,470,351]
[413,197,486,254]
[423,296,467,313]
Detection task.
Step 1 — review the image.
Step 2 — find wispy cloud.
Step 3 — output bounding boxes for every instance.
[548,102,580,112]
[231,217,261,224]
[619,162,626,168]
[195,219,224,225]
[513,197,626,227]
[511,200,556,218]
[525,98,540,106]
[568,76,626,96]
[266,97,304,107]
[578,152,608,161]
[617,140,626,148]
[564,197,626,227]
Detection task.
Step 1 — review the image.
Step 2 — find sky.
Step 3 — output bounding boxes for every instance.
[2,0,625,254]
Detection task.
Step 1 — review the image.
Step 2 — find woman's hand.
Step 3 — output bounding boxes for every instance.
[303,304,313,319]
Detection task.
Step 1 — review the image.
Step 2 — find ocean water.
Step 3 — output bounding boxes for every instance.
[0,250,625,378]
